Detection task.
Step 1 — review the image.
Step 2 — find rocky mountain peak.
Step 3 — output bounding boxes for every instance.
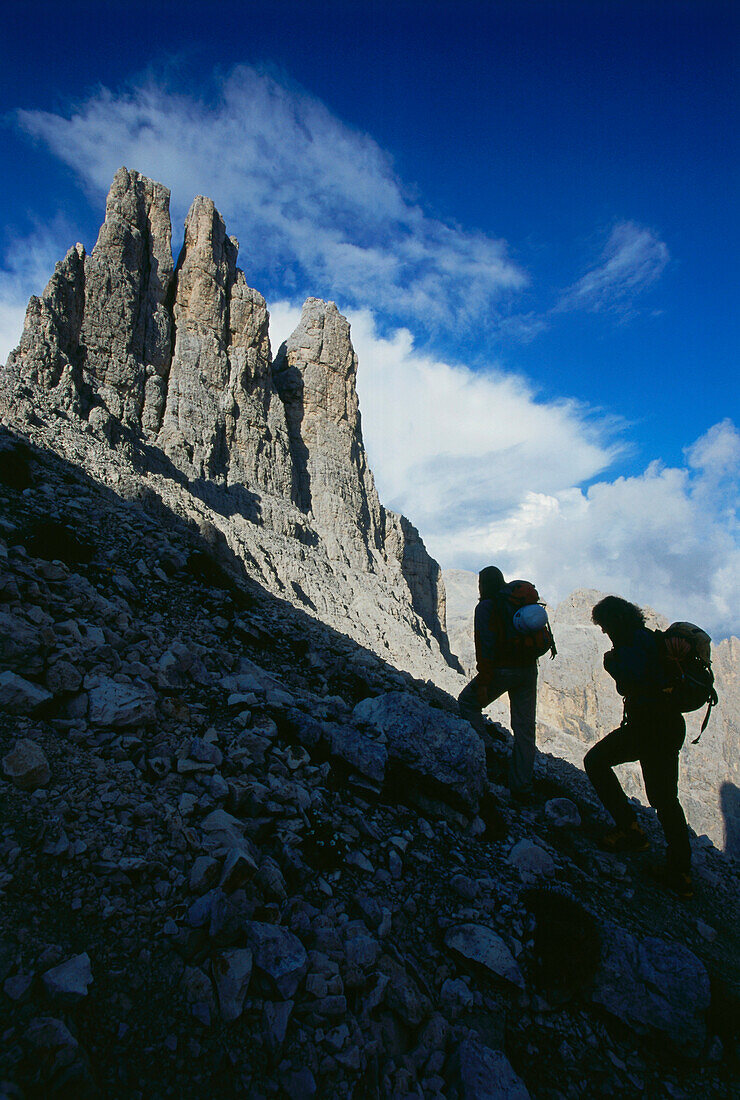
[274,297,384,562]
[82,166,174,431]
[2,168,453,679]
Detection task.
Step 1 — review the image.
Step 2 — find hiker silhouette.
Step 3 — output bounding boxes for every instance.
[457,566,551,800]
[584,596,693,899]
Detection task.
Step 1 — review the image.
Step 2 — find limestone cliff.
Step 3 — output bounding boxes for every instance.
[1,168,454,686]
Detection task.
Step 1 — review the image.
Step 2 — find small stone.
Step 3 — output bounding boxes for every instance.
[4,971,34,1002]
[346,851,374,873]
[41,953,93,1002]
[263,999,294,1048]
[441,977,474,1011]
[544,798,581,828]
[212,948,253,1022]
[46,661,83,695]
[450,873,479,900]
[282,1068,317,1099]
[695,919,717,942]
[189,737,223,766]
[2,739,51,791]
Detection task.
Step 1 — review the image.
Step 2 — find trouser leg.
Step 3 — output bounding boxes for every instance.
[584,724,641,828]
[508,666,538,794]
[458,674,504,736]
[640,723,691,873]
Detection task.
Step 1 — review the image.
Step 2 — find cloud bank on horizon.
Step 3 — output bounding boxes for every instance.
[4,65,739,639]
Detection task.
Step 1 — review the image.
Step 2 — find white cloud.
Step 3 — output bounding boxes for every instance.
[462,421,740,640]
[268,303,738,640]
[347,309,620,531]
[0,218,80,363]
[16,67,526,334]
[557,221,669,314]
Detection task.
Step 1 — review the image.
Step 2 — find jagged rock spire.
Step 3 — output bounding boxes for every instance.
[6,242,86,408]
[273,298,385,564]
[2,168,451,653]
[158,195,293,497]
[81,166,174,429]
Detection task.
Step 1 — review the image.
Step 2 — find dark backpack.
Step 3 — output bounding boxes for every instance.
[492,580,557,665]
[656,622,718,741]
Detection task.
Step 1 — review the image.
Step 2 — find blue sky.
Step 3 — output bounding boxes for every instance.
[2,0,739,635]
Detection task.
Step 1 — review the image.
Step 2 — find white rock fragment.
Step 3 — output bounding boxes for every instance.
[0,671,53,714]
[212,948,253,1022]
[444,924,525,990]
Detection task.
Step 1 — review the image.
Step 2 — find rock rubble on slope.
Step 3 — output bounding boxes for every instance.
[0,430,737,1099]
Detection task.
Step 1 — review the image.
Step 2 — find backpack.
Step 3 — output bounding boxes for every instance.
[492,580,557,665]
[656,622,718,742]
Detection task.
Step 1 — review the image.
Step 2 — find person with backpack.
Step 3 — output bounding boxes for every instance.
[458,566,555,801]
[584,595,694,899]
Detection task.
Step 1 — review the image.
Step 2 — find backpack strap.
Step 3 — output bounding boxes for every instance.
[692,685,719,744]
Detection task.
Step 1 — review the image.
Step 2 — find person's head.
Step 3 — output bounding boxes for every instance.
[479,566,505,599]
[591,595,646,644]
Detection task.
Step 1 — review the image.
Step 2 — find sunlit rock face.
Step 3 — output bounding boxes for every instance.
[2,168,456,689]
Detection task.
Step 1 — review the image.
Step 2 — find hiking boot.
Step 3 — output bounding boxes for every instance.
[598,821,650,853]
[649,865,694,900]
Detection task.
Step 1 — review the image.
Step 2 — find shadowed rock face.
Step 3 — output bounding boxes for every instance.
[273,299,450,656]
[2,168,452,673]
[5,243,87,408]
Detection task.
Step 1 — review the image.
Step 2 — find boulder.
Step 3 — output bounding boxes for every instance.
[444,924,525,990]
[449,1038,530,1099]
[353,692,485,807]
[591,924,711,1056]
[87,677,156,727]
[2,739,50,790]
[507,840,556,882]
[0,671,52,714]
[245,922,308,999]
[41,953,93,1002]
[212,948,253,1023]
[544,798,581,828]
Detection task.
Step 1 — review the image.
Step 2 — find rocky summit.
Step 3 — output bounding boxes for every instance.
[0,170,738,1099]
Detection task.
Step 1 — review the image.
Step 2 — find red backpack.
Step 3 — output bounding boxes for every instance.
[492,580,557,665]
